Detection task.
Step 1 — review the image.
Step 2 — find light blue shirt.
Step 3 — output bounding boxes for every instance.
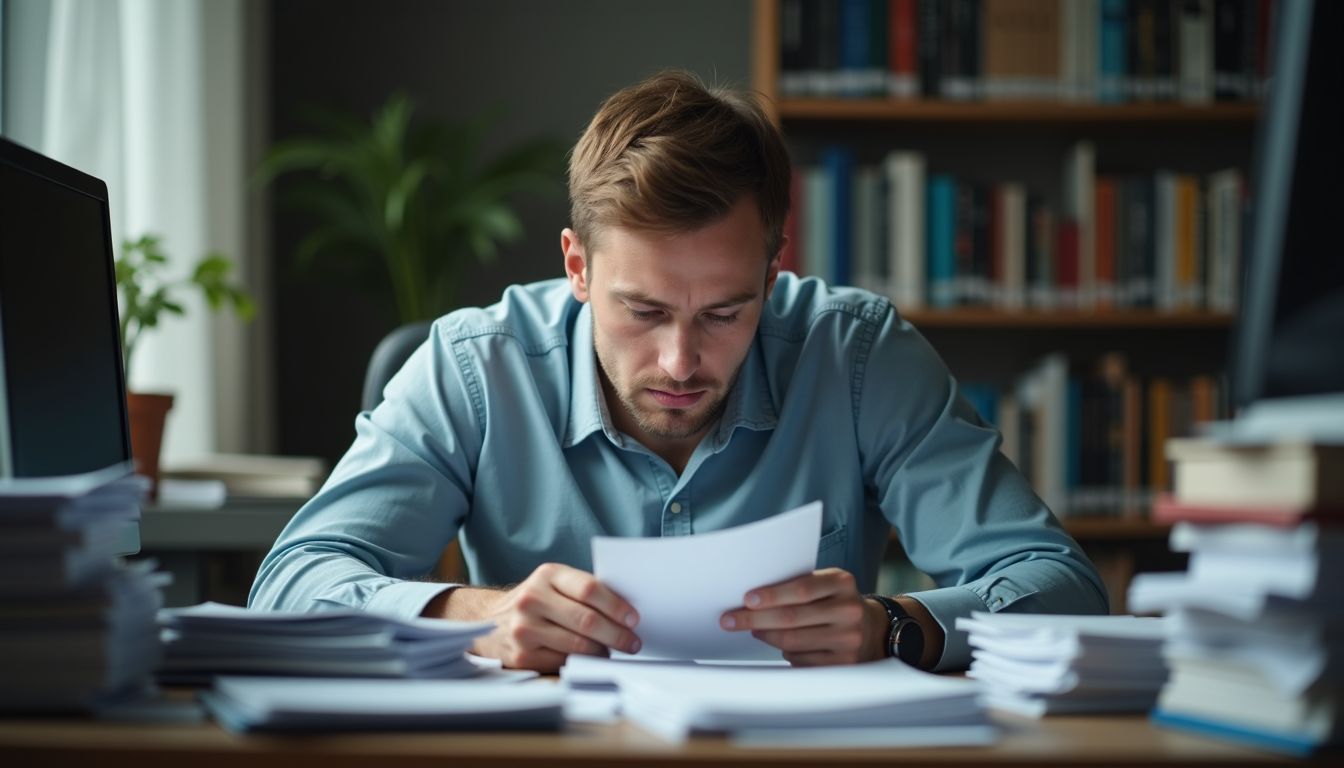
[250,274,1107,670]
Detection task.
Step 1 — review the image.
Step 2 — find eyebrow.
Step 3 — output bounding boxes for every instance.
[610,288,760,312]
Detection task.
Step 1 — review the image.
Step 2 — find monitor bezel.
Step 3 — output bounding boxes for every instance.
[0,136,133,478]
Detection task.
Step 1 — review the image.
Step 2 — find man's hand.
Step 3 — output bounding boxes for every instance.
[422,563,641,673]
[718,568,887,666]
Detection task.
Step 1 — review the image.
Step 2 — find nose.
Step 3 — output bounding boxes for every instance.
[658,322,700,384]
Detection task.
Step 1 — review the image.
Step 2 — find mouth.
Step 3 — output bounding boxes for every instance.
[647,388,706,409]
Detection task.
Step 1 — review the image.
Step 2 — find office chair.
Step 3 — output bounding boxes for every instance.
[361,321,433,412]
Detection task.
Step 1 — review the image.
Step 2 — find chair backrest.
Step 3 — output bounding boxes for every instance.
[361,321,434,412]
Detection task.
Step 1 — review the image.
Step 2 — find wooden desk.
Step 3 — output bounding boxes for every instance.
[0,711,1318,768]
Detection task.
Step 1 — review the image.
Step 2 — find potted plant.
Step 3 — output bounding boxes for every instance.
[116,234,254,498]
[256,92,565,323]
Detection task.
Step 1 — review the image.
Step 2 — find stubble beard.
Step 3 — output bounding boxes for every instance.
[594,343,735,442]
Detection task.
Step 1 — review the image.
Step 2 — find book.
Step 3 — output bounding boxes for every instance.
[884,150,926,310]
[1165,438,1344,509]
[1177,0,1215,103]
[160,453,327,499]
[887,0,919,98]
[1152,495,1343,526]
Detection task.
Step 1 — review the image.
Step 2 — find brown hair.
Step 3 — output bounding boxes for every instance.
[568,70,791,260]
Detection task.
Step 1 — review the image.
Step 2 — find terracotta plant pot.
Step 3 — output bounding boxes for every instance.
[127,392,174,501]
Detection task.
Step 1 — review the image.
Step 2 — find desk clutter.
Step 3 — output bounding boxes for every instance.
[0,465,168,712]
[560,655,995,747]
[1129,437,1344,756]
[157,602,496,683]
[958,612,1168,717]
[200,676,564,733]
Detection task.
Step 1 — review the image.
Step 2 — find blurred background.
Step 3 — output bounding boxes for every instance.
[1,0,753,469]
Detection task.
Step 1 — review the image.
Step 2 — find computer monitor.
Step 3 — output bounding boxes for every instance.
[0,137,140,552]
[1231,0,1344,411]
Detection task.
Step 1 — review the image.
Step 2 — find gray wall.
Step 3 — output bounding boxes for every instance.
[270,0,753,465]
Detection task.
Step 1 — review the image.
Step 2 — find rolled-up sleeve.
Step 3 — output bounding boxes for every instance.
[856,304,1109,671]
[248,320,481,619]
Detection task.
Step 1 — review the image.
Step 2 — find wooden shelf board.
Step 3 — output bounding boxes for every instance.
[1061,517,1174,540]
[900,309,1235,329]
[776,99,1261,124]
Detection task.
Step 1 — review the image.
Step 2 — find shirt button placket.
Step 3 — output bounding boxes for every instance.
[666,500,690,535]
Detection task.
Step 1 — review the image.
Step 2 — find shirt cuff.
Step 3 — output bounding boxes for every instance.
[903,585,990,672]
[364,580,463,619]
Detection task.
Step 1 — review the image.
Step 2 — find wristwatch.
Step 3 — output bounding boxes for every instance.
[865,594,926,668]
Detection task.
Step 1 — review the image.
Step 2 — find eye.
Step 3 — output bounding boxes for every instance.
[703,312,739,326]
[626,306,662,322]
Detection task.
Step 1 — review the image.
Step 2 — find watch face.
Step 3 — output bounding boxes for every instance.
[893,616,925,667]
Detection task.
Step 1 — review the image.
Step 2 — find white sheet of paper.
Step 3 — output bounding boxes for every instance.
[592,501,821,661]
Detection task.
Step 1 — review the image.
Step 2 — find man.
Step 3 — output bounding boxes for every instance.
[250,71,1107,673]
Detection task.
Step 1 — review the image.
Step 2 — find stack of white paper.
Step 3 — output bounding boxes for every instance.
[1129,522,1344,755]
[956,612,1168,717]
[0,465,168,712]
[200,676,565,732]
[563,656,994,746]
[158,602,495,683]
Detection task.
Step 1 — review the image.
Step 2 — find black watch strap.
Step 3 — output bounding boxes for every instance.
[865,593,926,668]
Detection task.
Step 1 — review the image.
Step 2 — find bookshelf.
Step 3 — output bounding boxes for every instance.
[753,0,1258,610]
[902,309,1234,329]
[774,99,1259,124]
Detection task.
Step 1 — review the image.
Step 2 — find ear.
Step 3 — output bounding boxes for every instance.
[561,228,590,303]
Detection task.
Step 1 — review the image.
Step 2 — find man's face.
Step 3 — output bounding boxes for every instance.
[563,198,780,455]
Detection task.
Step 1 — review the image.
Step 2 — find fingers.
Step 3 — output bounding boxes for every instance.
[722,596,863,631]
[716,568,872,666]
[720,568,859,631]
[549,564,641,631]
[747,568,857,609]
[544,565,642,654]
[477,563,641,671]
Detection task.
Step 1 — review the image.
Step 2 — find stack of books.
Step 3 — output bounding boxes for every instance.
[159,453,328,504]
[1129,437,1344,755]
[957,612,1168,717]
[0,465,167,712]
[158,602,496,684]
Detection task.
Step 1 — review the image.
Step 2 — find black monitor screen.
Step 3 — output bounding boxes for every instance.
[1233,0,1344,408]
[0,140,132,477]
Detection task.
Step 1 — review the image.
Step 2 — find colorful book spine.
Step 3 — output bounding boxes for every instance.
[926,174,957,308]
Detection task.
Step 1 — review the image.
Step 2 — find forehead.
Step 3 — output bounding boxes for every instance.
[589,199,768,299]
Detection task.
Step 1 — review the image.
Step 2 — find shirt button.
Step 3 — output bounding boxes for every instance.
[670,502,682,514]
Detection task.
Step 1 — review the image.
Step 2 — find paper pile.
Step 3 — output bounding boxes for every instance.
[1127,437,1344,755]
[159,602,495,683]
[562,656,994,746]
[0,464,167,712]
[1130,522,1343,755]
[200,676,564,732]
[957,612,1167,717]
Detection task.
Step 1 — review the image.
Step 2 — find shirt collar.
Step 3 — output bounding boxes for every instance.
[565,303,622,449]
[563,303,779,450]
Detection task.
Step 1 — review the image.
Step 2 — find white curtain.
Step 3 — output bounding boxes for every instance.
[40,0,251,461]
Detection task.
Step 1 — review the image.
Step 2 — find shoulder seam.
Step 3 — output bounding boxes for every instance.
[445,323,569,357]
[757,296,890,343]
